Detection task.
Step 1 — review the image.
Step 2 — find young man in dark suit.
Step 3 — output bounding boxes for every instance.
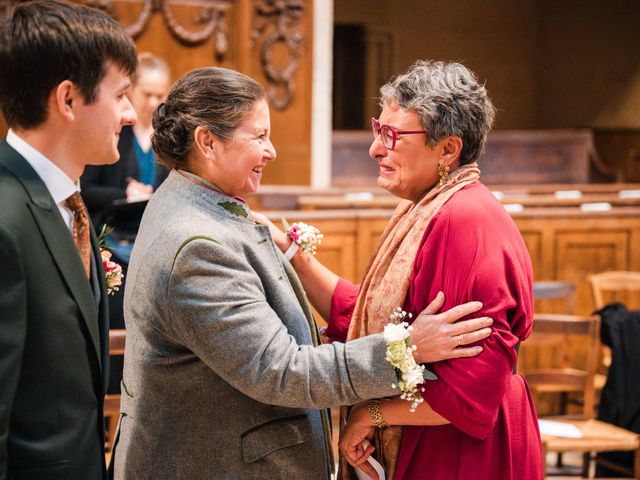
[0,2,137,478]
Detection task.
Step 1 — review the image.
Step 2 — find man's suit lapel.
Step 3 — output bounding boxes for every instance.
[90,225,111,394]
[0,141,103,372]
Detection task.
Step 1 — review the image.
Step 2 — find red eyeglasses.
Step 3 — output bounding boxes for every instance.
[371,117,426,151]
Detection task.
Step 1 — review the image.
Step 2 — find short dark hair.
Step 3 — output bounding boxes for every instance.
[152,67,265,169]
[0,0,137,129]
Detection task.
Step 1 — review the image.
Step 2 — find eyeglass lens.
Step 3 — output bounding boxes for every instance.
[371,119,396,150]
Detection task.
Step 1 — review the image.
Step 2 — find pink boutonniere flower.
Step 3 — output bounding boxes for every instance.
[97,226,124,295]
[101,249,123,295]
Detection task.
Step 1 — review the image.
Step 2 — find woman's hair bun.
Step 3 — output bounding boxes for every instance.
[152,102,190,168]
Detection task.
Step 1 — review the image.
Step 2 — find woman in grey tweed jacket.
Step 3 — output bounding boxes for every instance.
[111,67,492,480]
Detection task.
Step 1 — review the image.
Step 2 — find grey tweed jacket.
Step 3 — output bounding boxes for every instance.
[112,170,397,480]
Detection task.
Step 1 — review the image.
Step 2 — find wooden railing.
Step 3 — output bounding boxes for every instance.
[248,183,640,212]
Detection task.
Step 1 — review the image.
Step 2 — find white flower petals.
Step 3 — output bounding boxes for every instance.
[383,308,429,412]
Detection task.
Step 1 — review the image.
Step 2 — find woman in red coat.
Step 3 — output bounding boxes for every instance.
[259,60,543,480]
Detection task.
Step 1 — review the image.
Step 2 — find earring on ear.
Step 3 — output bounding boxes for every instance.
[438,163,449,187]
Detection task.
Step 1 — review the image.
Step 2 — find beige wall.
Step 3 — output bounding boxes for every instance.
[392,0,539,130]
[537,0,640,129]
[335,0,640,130]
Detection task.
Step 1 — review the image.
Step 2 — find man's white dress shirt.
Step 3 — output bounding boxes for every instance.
[6,129,79,232]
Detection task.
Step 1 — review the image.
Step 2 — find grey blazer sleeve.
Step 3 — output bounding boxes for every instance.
[165,237,397,408]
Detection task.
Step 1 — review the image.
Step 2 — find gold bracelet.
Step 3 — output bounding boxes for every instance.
[367,399,389,428]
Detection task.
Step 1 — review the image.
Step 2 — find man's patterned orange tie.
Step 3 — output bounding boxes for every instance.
[65,192,91,279]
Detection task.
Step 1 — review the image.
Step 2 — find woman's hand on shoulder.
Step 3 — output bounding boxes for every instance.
[410,291,493,363]
[251,211,289,251]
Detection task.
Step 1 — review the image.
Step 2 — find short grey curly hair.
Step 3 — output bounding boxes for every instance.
[379,60,496,166]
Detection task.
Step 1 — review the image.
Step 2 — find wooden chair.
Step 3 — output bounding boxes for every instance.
[588,271,640,395]
[105,329,126,452]
[534,281,577,315]
[588,271,640,311]
[588,271,640,476]
[532,281,586,421]
[521,314,640,478]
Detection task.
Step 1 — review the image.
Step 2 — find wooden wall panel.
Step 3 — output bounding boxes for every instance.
[0,0,314,185]
[521,229,564,314]
[554,230,631,314]
[310,218,357,283]
[520,230,543,280]
[266,207,640,317]
[355,217,388,279]
[238,0,314,186]
[335,0,640,132]
[516,214,640,314]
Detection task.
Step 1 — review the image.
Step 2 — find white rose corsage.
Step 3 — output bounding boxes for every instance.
[281,219,324,260]
[384,308,438,412]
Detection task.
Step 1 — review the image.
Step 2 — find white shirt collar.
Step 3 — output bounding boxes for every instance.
[6,129,79,205]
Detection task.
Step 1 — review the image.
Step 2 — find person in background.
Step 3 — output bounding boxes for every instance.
[81,52,171,249]
[0,1,137,478]
[124,52,171,190]
[260,60,543,480]
[112,66,494,480]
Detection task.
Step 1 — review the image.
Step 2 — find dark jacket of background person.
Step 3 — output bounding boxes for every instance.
[596,303,640,477]
[81,125,169,226]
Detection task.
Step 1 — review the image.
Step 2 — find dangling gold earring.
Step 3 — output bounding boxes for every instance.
[438,163,449,187]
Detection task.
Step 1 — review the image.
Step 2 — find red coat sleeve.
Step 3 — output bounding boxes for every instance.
[327,278,360,342]
[409,185,533,439]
